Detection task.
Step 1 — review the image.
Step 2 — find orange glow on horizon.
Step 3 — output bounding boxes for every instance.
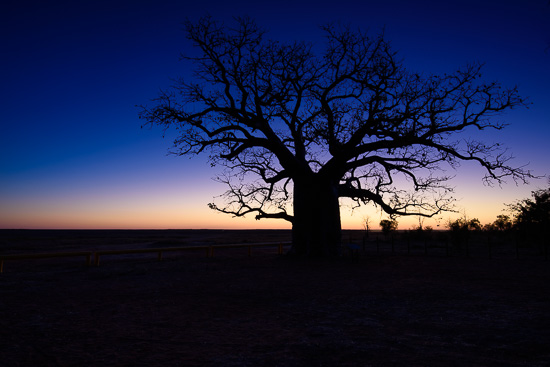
[0,198,510,231]
[0,168,533,231]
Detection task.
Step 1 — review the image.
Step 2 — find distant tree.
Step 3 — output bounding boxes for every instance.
[491,214,513,231]
[380,219,398,236]
[468,218,482,231]
[447,216,481,248]
[411,216,433,240]
[509,185,550,241]
[140,16,532,257]
[363,216,372,238]
[447,217,481,232]
[415,216,425,231]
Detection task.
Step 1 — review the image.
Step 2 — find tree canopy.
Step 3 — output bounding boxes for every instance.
[140,16,533,256]
[510,185,550,235]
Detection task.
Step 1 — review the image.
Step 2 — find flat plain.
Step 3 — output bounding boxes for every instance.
[1,229,549,366]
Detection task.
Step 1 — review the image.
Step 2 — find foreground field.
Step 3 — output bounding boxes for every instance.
[1,230,549,366]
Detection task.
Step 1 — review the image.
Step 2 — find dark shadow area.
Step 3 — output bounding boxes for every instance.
[1,230,549,366]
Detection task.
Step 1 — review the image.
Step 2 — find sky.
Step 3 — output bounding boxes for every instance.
[1,0,549,230]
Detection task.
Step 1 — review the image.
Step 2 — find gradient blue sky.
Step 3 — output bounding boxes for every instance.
[1,0,549,230]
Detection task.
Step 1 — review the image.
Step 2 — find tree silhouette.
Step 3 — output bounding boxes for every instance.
[491,214,513,231]
[379,219,398,236]
[510,185,550,243]
[140,17,532,257]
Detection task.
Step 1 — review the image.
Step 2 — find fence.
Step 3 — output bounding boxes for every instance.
[356,232,549,261]
[0,251,93,273]
[3,233,548,273]
[0,242,290,273]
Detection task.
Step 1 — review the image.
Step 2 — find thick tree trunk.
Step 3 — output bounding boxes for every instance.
[289,178,342,257]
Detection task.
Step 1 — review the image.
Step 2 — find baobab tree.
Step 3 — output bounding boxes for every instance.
[140,16,532,257]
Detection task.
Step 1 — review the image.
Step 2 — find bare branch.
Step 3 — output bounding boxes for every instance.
[141,17,533,232]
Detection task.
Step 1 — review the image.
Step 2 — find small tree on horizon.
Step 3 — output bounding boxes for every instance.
[140,16,533,257]
[491,214,513,231]
[509,185,550,243]
[363,216,372,238]
[447,215,483,250]
[380,219,398,236]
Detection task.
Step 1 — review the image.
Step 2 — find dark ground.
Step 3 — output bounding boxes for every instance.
[1,230,549,366]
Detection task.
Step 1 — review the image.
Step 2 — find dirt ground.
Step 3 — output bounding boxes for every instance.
[1,230,549,366]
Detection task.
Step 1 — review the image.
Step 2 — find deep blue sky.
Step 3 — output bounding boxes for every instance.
[1,0,549,229]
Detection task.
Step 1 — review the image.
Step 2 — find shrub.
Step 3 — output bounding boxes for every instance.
[509,186,550,244]
[447,217,480,249]
[380,219,398,236]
